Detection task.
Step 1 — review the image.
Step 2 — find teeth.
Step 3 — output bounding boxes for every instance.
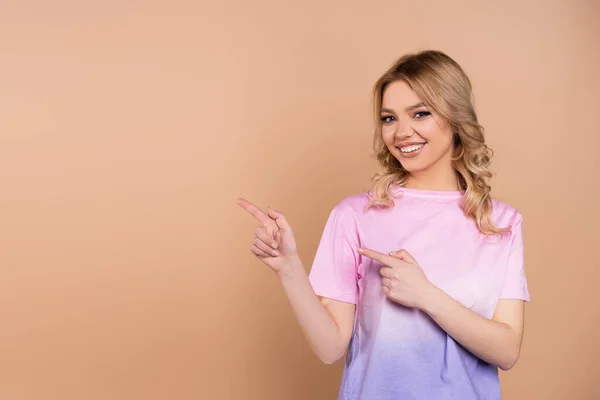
[400,144,425,153]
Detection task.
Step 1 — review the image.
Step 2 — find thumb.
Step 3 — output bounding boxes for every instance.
[389,249,417,264]
[267,207,292,232]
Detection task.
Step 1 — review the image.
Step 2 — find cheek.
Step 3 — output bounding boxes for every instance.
[420,121,453,147]
[381,125,395,145]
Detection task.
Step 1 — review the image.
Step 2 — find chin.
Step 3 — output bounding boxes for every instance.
[400,162,429,173]
[394,155,429,173]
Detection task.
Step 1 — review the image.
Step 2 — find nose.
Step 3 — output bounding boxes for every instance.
[392,116,414,140]
[394,124,414,140]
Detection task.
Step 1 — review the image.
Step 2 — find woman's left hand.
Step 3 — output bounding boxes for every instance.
[357,247,436,309]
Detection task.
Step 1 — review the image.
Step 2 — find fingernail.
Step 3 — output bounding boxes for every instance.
[272,242,278,249]
[272,250,280,256]
[357,248,364,253]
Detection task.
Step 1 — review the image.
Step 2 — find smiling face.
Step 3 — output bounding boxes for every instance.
[380,80,455,178]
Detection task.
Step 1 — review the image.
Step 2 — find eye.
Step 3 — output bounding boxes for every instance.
[380,115,395,124]
[414,111,431,119]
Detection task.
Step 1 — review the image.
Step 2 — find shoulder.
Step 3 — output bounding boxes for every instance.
[491,198,523,229]
[321,191,374,229]
[330,191,371,217]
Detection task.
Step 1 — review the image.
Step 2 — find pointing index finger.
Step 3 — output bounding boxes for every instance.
[357,247,393,265]
[236,198,273,226]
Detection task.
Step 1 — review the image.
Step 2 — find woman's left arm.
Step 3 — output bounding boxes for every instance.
[423,288,525,371]
[357,247,526,371]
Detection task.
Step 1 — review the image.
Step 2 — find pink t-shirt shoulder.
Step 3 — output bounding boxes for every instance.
[492,199,530,301]
[307,193,367,304]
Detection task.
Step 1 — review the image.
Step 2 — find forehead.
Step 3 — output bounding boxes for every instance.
[381,80,422,109]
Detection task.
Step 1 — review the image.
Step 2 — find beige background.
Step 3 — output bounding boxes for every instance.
[1,0,599,399]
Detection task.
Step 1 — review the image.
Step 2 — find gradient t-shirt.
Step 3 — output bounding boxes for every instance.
[308,186,530,400]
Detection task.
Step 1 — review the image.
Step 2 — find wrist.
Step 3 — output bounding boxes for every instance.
[419,283,444,315]
[277,254,303,281]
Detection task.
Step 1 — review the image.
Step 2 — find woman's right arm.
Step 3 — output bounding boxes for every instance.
[278,255,355,364]
[237,198,355,364]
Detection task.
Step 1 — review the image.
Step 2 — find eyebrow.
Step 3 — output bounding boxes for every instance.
[380,102,426,114]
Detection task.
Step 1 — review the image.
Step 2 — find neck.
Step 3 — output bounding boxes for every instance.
[404,163,460,192]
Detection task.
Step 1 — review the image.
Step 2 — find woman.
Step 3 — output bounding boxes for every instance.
[237,50,530,400]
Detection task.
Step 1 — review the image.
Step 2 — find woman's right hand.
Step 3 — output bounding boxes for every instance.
[236,198,299,274]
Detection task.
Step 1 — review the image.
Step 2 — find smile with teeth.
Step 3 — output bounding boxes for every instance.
[399,143,426,153]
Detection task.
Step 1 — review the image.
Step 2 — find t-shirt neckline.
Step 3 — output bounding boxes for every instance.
[390,185,464,199]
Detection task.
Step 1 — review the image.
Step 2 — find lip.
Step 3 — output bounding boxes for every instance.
[396,142,427,158]
[396,141,427,147]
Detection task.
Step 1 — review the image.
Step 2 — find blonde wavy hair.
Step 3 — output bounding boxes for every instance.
[367,50,506,235]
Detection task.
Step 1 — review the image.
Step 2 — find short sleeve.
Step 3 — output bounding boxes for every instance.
[499,215,531,301]
[308,207,360,304]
